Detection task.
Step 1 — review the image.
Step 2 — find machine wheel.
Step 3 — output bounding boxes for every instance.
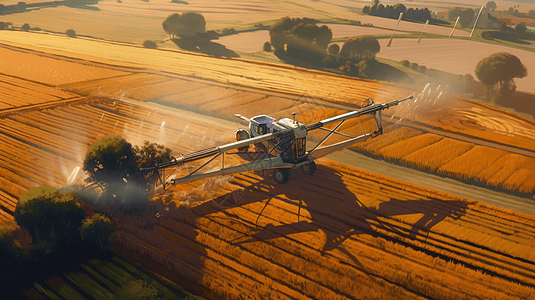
[236,129,250,152]
[273,169,291,184]
[300,161,317,175]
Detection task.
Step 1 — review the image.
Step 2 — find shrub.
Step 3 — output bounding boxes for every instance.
[327,43,340,55]
[514,22,527,33]
[401,60,410,67]
[410,62,419,71]
[30,241,57,262]
[0,22,8,30]
[322,55,338,68]
[269,17,332,64]
[66,29,76,37]
[21,23,30,32]
[418,65,427,74]
[163,12,206,39]
[143,40,157,48]
[114,279,160,300]
[0,226,24,277]
[84,137,171,214]
[15,187,86,244]
[221,28,236,36]
[0,226,24,259]
[80,214,116,251]
[263,41,272,52]
[83,136,136,187]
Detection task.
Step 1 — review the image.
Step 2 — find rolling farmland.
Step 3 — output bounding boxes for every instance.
[1,28,535,299]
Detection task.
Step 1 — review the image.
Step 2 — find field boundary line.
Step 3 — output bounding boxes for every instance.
[0,97,89,118]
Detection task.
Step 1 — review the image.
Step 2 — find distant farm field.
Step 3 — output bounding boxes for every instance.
[377,38,535,94]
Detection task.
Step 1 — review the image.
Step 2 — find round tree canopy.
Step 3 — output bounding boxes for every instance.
[475,52,527,87]
[340,35,380,59]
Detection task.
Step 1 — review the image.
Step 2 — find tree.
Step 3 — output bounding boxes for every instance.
[508,7,513,14]
[65,29,76,37]
[475,52,527,104]
[83,136,136,189]
[21,23,30,32]
[14,186,86,244]
[514,22,527,33]
[263,41,272,52]
[459,8,475,28]
[327,43,340,56]
[143,40,157,48]
[394,3,407,17]
[0,225,24,266]
[528,10,535,17]
[362,5,370,14]
[340,35,380,60]
[377,4,386,16]
[80,213,115,251]
[83,137,171,213]
[133,140,172,188]
[162,12,206,39]
[448,7,462,21]
[486,1,496,12]
[499,22,512,31]
[269,17,332,64]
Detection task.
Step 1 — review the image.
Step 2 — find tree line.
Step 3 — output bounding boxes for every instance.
[362,2,432,23]
[1,136,171,284]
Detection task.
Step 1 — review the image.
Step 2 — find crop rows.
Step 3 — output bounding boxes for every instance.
[113,160,535,299]
[0,99,235,225]
[60,73,535,195]
[0,74,79,110]
[21,256,195,300]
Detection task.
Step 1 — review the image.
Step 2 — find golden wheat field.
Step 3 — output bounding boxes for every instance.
[1,25,535,299]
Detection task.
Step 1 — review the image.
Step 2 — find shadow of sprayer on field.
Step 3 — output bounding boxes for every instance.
[222,163,469,257]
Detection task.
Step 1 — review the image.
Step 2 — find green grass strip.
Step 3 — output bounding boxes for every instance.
[63,271,115,300]
[98,261,138,286]
[44,276,86,300]
[112,257,202,300]
[81,264,122,294]
[33,283,62,300]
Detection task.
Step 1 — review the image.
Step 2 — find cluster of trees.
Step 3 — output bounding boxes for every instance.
[2,136,171,278]
[162,11,206,39]
[339,35,380,60]
[475,52,527,104]
[0,185,116,272]
[269,17,332,64]
[0,2,26,14]
[0,21,12,30]
[447,7,475,28]
[83,136,171,213]
[499,22,528,33]
[362,1,432,23]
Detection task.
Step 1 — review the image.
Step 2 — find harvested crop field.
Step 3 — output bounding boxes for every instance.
[0,98,236,226]
[0,46,129,86]
[112,159,535,300]
[0,74,81,110]
[0,93,534,299]
[57,70,535,195]
[377,38,535,94]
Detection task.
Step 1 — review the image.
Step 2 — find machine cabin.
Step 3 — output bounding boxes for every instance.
[249,115,307,163]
